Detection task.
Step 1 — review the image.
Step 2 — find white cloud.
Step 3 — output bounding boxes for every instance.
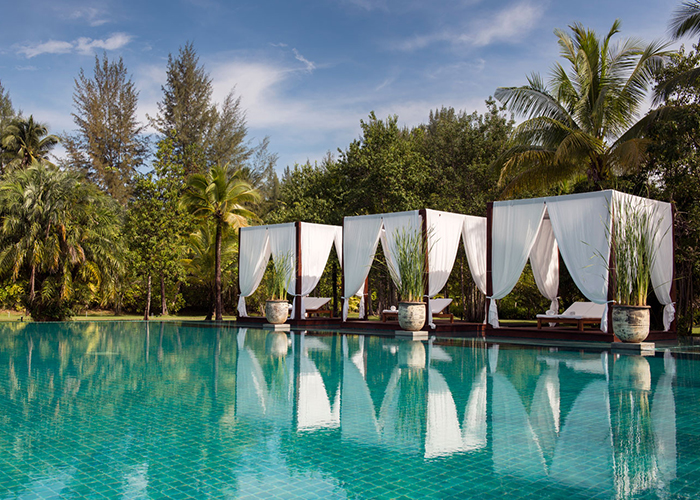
[16,33,133,59]
[68,7,109,27]
[392,1,543,51]
[17,40,74,58]
[75,33,133,55]
[292,49,316,72]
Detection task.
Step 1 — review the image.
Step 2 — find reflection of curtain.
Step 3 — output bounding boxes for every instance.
[546,192,612,331]
[237,228,271,317]
[378,368,423,454]
[489,201,546,327]
[341,356,379,445]
[530,217,559,315]
[425,368,462,458]
[425,210,465,327]
[529,366,560,463]
[653,351,677,483]
[462,367,487,451]
[235,347,268,421]
[297,355,339,431]
[550,380,613,493]
[342,215,384,320]
[293,223,342,319]
[491,373,547,481]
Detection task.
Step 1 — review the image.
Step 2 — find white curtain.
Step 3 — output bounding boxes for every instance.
[489,201,546,327]
[425,210,465,328]
[462,216,487,294]
[613,192,675,331]
[530,216,559,314]
[546,191,613,331]
[237,227,271,317]
[342,215,384,321]
[292,223,342,319]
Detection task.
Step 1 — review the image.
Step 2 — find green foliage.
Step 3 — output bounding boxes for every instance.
[494,21,669,196]
[0,162,124,320]
[0,279,24,310]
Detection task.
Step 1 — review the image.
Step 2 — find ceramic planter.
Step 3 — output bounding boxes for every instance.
[398,301,426,331]
[612,304,651,343]
[265,300,289,324]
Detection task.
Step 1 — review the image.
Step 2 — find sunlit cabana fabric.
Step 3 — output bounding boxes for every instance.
[342,210,488,326]
[237,222,342,318]
[489,190,675,331]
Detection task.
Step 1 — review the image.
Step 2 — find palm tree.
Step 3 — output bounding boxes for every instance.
[181,165,259,320]
[493,21,669,195]
[183,222,238,320]
[654,1,700,102]
[0,162,123,319]
[1,115,59,170]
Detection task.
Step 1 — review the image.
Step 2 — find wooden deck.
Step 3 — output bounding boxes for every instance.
[233,316,676,343]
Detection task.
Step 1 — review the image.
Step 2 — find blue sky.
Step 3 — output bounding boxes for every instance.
[0,0,684,172]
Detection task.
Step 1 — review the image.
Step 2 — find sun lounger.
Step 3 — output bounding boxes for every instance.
[536,302,606,331]
[303,297,332,318]
[381,298,454,323]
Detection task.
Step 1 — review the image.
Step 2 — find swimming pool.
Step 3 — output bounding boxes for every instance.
[0,321,697,499]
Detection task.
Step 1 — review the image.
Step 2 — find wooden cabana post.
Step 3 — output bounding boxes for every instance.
[295,221,303,321]
[486,202,493,329]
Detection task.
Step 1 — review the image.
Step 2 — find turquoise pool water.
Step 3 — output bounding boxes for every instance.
[0,322,698,499]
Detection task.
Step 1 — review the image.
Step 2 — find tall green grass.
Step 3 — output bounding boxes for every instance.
[266,253,293,301]
[388,227,425,303]
[609,199,664,306]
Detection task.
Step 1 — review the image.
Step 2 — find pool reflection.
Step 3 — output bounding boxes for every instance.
[0,323,685,499]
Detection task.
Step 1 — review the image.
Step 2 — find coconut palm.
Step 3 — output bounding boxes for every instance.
[0,162,123,319]
[493,21,669,195]
[183,222,238,320]
[181,165,259,320]
[1,115,59,170]
[654,1,700,103]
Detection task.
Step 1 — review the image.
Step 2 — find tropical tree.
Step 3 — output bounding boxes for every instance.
[654,1,700,102]
[1,115,59,170]
[182,223,238,320]
[0,80,15,172]
[181,165,259,320]
[0,162,124,320]
[493,21,669,195]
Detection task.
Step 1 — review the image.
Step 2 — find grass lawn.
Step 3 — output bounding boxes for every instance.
[0,310,236,322]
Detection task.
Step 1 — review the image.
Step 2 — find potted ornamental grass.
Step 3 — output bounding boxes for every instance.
[609,200,664,343]
[388,227,427,331]
[265,255,292,324]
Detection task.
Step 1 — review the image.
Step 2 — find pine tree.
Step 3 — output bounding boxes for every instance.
[208,89,251,169]
[152,42,217,175]
[63,54,147,204]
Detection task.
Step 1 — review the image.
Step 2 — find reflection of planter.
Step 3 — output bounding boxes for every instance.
[265,332,289,357]
[398,341,426,369]
[398,301,426,331]
[612,305,650,343]
[265,300,289,324]
[613,355,651,392]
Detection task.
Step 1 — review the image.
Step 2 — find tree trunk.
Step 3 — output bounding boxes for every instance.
[29,265,36,303]
[205,286,214,321]
[214,223,223,321]
[160,273,168,316]
[144,274,152,321]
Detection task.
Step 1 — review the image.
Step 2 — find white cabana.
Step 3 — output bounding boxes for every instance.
[237,222,342,319]
[342,209,487,326]
[488,190,675,332]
